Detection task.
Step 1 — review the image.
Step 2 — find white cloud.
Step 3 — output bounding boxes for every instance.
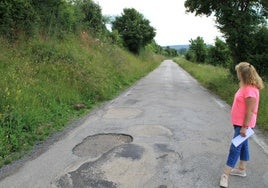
[95,0,222,46]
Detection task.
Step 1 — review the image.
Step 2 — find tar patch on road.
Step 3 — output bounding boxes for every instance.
[55,143,145,188]
[115,144,144,160]
[54,134,148,188]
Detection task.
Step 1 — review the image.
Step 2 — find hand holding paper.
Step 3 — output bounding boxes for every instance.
[231,128,255,147]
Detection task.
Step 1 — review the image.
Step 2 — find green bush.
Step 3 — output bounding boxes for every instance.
[0,0,38,40]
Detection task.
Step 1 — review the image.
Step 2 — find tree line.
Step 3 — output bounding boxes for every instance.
[185,37,232,68]
[0,0,177,56]
[184,0,268,78]
[1,0,267,75]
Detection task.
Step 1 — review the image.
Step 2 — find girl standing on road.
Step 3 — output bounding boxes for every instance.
[219,62,264,188]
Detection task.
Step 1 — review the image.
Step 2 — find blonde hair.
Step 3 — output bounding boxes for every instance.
[235,62,264,89]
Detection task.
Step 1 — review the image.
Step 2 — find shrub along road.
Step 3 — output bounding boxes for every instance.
[0,60,268,188]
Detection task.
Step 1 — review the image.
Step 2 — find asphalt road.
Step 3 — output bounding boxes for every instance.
[0,60,268,188]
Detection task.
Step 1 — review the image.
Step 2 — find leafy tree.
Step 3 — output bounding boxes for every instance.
[185,49,196,62]
[249,26,268,77]
[31,0,65,32]
[0,0,78,39]
[56,3,77,35]
[0,0,38,39]
[145,40,165,55]
[75,0,107,35]
[164,46,179,57]
[178,48,187,56]
[109,29,123,47]
[0,0,109,40]
[185,0,268,75]
[112,8,156,54]
[207,37,231,67]
[187,36,207,62]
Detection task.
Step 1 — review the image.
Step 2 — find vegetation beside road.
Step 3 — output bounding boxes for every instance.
[0,34,163,168]
[0,0,170,169]
[174,57,268,132]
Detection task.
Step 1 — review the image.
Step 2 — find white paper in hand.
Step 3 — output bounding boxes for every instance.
[231,128,255,147]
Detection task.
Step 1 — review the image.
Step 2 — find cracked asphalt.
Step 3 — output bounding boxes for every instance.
[0,60,268,188]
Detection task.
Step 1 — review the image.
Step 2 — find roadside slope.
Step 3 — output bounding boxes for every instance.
[0,34,163,168]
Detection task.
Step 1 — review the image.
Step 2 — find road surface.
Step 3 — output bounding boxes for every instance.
[1,60,268,188]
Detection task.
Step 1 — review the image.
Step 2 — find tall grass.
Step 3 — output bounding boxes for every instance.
[0,33,163,167]
[174,57,268,132]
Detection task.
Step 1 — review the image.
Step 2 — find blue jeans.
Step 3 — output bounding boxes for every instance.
[226,125,250,168]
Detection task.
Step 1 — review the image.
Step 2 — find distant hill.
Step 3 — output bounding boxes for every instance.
[164,45,189,50]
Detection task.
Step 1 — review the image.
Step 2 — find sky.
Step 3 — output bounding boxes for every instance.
[95,0,223,46]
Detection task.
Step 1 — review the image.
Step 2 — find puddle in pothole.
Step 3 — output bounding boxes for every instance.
[72,133,133,158]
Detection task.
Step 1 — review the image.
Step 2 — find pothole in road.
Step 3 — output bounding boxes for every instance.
[73,133,133,158]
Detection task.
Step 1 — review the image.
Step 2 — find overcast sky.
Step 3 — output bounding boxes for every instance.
[95,0,223,46]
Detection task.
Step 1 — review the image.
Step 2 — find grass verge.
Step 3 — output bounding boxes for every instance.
[0,33,164,168]
[174,57,268,132]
